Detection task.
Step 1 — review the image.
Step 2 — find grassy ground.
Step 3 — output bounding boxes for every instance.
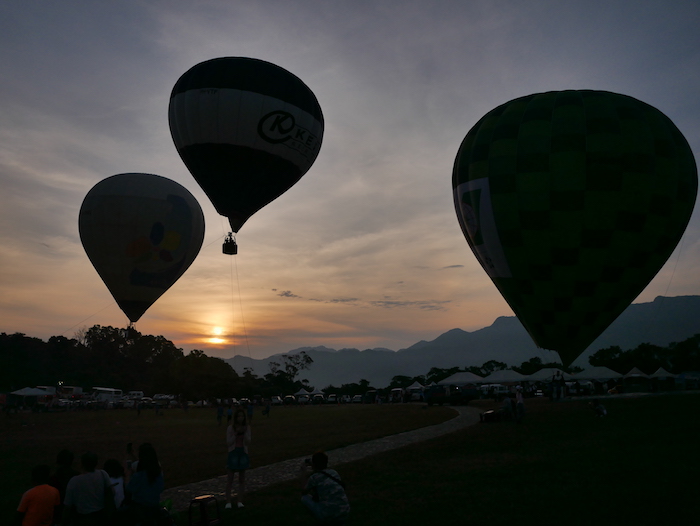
[1,402,452,524]
[196,393,700,525]
[5,395,699,525]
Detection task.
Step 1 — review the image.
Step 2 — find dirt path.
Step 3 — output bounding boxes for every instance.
[162,405,481,511]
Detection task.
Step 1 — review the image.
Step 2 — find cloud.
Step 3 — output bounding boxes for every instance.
[1,1,699,361]
[369,300,451,311]
[277,290,301,299]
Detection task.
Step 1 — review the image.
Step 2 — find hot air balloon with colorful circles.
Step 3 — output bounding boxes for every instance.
[79,173,205,324]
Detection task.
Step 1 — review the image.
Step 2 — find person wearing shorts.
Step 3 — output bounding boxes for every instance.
[225,409,251,509]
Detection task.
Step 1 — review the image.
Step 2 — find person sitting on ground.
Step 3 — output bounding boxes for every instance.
[590,399,607,417]
[103,459,125,509]
[122,443,164,524]
[48,449,79,519]
[299,451,350,524]
[16,464,60,526]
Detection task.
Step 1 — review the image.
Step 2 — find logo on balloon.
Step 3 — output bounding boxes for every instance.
[258,110,320,159]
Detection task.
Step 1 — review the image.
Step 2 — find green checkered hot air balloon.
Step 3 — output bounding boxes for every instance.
[452,90,697,366]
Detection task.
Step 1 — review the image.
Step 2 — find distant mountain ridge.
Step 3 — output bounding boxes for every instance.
[225,295,700,388]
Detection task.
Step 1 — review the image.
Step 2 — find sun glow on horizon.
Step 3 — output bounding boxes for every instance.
[207,326,226,345]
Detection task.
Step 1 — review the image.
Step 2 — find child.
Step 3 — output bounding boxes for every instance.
[17,465,60,526]
[103,459,126,508]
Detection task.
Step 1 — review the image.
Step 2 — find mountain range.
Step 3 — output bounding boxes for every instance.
[225,295,700,388]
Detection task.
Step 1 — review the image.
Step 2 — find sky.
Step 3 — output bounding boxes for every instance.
[1,1,700,361]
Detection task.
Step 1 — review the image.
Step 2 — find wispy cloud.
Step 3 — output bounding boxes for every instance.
[1,1,699,360]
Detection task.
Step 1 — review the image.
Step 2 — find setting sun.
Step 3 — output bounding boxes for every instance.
[207,327,226,344]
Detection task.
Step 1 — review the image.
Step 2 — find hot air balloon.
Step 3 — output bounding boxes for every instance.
[79,173,205,324]
[453,90,697,366]
[168,57,324,245]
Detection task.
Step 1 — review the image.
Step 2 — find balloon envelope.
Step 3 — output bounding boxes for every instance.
[168,57,324,233]
[453,90,697,365]
[79,173,205,323]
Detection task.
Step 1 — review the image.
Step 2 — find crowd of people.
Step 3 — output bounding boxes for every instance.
[16,444,166,526]
[17,406,350,525]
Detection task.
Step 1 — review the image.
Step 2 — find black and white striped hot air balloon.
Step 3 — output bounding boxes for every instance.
[168,57,324,235]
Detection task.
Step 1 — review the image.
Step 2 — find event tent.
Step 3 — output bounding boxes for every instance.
[624,367,649,378]
[11,387,50,396]
[649,368,677,379]
[526,368,572,382]
[480,370,526,383]
[572,367,622,381]
[438,372,484,385]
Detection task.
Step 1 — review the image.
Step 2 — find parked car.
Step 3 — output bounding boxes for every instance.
[270,395,283,406]
[297,394,310,405]
[326,394,338,404]
[341,394,352,404]
[351,394,363,404]
[283,395,296,405]
[53,399,73,410]
[312,394,325,405]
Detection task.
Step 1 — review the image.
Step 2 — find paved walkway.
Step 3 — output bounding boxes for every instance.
[162,405,481,511]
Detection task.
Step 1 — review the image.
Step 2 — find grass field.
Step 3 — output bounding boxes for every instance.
[1,402,452,524]
[235,394,700,525]
[5,395,699,525]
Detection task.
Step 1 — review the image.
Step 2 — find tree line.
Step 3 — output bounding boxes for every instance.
[0,325,313,401]
[2,325,699,401]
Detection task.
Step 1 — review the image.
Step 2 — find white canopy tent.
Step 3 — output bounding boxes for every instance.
[11,387,50,396]
[624,367,649,378]
[571,367,623,381]
[438,372,484,385]
[526,368,573,382]
[406,381,424,390]
[294,388,311,396]
[649,367,677,379]
[480,370,526,384]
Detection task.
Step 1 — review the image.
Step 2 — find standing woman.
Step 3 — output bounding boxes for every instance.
[225,409,251,509]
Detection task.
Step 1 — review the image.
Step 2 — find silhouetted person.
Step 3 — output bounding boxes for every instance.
[590,399,607,417]
[17,464,60,526]
[225,409,251,509]
[48,449,79,519]
[63,452,113,525]
[299,451,350,524]
[122,444,164,525]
